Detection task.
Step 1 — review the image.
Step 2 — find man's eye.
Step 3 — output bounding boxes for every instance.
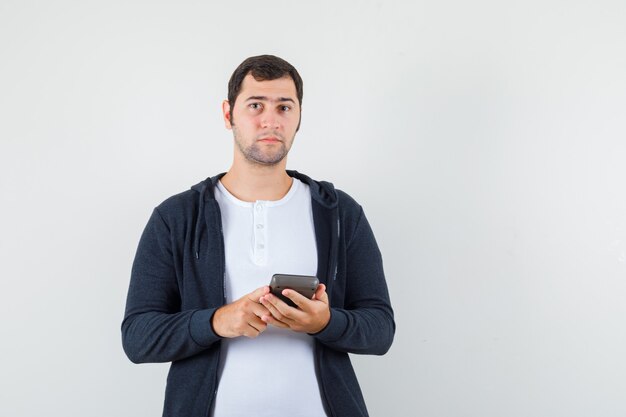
[249,103,262,110]
[280,105,291,112]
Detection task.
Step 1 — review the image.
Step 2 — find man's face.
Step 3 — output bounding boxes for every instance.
[223,74,301,166]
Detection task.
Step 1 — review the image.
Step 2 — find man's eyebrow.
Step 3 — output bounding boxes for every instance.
[245,95,295,103]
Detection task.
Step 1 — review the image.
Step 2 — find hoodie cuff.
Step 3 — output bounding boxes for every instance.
[310,308,348,342]
[189,308,222,347]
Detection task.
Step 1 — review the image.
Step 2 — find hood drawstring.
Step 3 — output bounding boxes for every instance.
[193,184,206,259]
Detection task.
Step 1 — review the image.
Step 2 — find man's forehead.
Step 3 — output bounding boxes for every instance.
[239,74,297,101]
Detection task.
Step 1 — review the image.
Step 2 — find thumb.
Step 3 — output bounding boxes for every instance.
[314,284,329,304]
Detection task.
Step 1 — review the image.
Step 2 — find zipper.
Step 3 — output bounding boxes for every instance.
[324,211,339,302]
[217,204,227,305]
[315,344,334,417]
[316,208,339,417]
[206,200,226,417]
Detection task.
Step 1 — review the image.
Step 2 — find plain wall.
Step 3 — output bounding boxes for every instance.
[1,0,625,416]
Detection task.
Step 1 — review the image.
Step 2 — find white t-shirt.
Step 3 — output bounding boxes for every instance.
[211,178,327,417]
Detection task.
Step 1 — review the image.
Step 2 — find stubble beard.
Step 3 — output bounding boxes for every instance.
[233,126,293,166]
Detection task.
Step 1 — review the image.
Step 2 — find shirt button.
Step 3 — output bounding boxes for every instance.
[256,204,263,211]
[257,244,265,249]
[256,224,264,229]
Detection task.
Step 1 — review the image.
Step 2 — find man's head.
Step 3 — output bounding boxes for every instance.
[223,55,303,167]
[226,55,303,128]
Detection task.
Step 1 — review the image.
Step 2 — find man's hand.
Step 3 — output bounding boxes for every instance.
[259,284,330,334]
[212,286,289,338]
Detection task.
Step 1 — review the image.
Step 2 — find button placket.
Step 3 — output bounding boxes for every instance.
[253,202,267,264]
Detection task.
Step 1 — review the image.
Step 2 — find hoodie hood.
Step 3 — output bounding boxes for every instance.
[189,170,338,259]
[190,170,337,207]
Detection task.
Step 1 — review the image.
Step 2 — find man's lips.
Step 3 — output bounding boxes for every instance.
[258,136,281,143]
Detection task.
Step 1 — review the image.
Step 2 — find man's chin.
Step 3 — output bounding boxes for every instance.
[244,152,287,166]
[244,146,289,166]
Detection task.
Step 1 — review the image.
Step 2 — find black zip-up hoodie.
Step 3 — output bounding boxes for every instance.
[122,170,395,417]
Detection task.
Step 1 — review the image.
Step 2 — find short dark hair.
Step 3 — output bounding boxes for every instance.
[227,55,303,124]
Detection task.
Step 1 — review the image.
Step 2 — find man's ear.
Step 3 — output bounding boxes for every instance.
[222,100,233,129]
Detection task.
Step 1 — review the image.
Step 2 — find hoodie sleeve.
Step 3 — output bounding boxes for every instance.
[312,207,395,355]
[121,208,222,364]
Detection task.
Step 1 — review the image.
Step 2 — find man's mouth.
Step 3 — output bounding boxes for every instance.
[258,136,281,143]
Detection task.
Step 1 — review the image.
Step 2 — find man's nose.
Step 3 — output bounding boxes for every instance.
[261,111,280,129]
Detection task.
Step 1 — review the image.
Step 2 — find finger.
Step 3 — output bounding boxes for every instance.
[282,289,310,309]
[261,314,290,329]
[247,285,270,302]
[247,316,267,334]
[262,293,303,321]
[259,295,290,322]
[251,302,271,318]
[243,325,261,338]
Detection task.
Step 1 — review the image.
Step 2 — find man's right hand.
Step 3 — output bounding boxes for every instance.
[211,286,287,338]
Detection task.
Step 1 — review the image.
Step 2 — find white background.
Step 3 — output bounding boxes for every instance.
[1,1,625,416]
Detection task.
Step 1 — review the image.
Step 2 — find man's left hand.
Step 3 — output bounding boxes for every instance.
[259,284,330,334]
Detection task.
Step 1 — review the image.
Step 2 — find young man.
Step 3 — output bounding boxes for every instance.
[122,55,395,417]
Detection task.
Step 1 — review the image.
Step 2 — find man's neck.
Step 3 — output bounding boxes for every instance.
[220,161,293,202]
